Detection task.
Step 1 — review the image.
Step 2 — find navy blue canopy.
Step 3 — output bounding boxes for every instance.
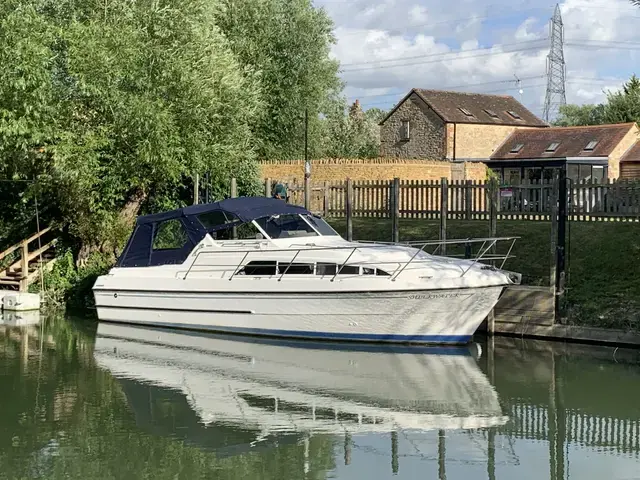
[136,196,310,226]
[117,197,312,268]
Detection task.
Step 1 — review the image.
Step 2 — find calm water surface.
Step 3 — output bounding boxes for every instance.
[2,311,640,480]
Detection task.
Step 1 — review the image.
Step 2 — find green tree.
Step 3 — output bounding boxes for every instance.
[602,74,640,123]
[214,0,341,160]
[317,98,381,158]
[0,0,264,260]
[553,74,640,127]
[553,103,606,126]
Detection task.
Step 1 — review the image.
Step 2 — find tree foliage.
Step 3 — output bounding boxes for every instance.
[553,74,640,127]
[1,0,263,255]
[214,0,341,160]
[0,0,375,265]
[315,97,382,158]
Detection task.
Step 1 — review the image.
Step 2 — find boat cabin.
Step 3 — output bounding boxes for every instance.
[116,197,340,268]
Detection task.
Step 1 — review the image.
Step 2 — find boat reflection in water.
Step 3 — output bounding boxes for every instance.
[94,323,507,455]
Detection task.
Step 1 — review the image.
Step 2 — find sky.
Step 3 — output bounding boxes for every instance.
[315,0,640,120]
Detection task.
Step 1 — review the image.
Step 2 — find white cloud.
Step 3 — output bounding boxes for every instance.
[318,0,640,118]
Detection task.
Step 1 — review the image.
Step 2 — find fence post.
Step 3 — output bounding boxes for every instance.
[392,177,400,243]
[465,180,473,220]
[20,241,29,292]
[440,177,448,255]
[264,178,271,197]
[488,178,498,266]
[345,178,353,241]
[323,181,330,217]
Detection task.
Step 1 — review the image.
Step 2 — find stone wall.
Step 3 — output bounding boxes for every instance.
[379,93,446,159]
[452,124,519,160]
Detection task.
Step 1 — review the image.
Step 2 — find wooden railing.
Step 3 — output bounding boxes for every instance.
[0,226,57,291]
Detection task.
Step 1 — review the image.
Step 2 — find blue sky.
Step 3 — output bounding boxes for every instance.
[315,0,640,119]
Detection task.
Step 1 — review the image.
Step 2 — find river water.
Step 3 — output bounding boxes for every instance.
[1,311,640,479]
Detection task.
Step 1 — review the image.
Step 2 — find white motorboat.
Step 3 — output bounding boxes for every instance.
[92,196,521,345]
[93,323,508,441]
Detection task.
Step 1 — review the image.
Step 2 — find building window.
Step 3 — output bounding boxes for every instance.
[509,143,524,154]
[484,109,499,118]
[545,142,560,152]
[458,107,474,117]
[584,140,599,151]
[507,110,522,120]
[400,120,410,140]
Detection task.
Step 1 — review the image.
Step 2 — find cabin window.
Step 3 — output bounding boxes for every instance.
[278,263,314,275]
[152,219,188,250]
[198,210,239,229]
[315,263,359,276]
[363,267,391,276]
[240,261,277,276]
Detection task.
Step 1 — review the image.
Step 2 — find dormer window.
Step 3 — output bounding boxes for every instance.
[545,142,560,152]
[584,140,599,151]
[509,143,524,154]
[507,110,522,120]
[458,107,474,117]
[484,109,499,118]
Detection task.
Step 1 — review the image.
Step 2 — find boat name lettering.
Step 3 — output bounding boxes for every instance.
[408,293,463,300]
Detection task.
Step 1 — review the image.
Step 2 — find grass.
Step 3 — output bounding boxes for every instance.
[327,217,640,331]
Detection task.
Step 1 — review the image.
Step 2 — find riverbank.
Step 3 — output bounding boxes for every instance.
[327,218,640,332]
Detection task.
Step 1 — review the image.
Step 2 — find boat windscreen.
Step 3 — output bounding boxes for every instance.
[302,215,339,236]
[254,214,319,239]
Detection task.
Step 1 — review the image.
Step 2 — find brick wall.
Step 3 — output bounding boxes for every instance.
[259,158,453,183]
[608,125,639,179]
[379,93,446,159]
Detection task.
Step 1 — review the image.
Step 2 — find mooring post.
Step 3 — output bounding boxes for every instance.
[391,430,399,475]
[438,429,446,480]
[392,177,400,243]
[345,178,353,241]
[264,178,271,197]
[556,168,567,322]
[550,174,559,324]
[20,241,29,292]
[440,177,448,255]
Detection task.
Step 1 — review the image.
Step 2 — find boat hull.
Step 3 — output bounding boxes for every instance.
[94,286,505,345]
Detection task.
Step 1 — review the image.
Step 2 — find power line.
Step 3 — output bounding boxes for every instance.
[347,75,546,99]
[340,39,548,67]
[341,45,547,73]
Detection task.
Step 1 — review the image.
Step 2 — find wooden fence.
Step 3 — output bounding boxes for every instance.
[267,177,640,222]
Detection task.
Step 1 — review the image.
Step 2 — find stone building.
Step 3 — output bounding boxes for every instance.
[378,89,548,163]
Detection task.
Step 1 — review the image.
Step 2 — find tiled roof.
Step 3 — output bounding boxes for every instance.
[490,123,637,160]
[413,89,548,126]
[621,140,640,162]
